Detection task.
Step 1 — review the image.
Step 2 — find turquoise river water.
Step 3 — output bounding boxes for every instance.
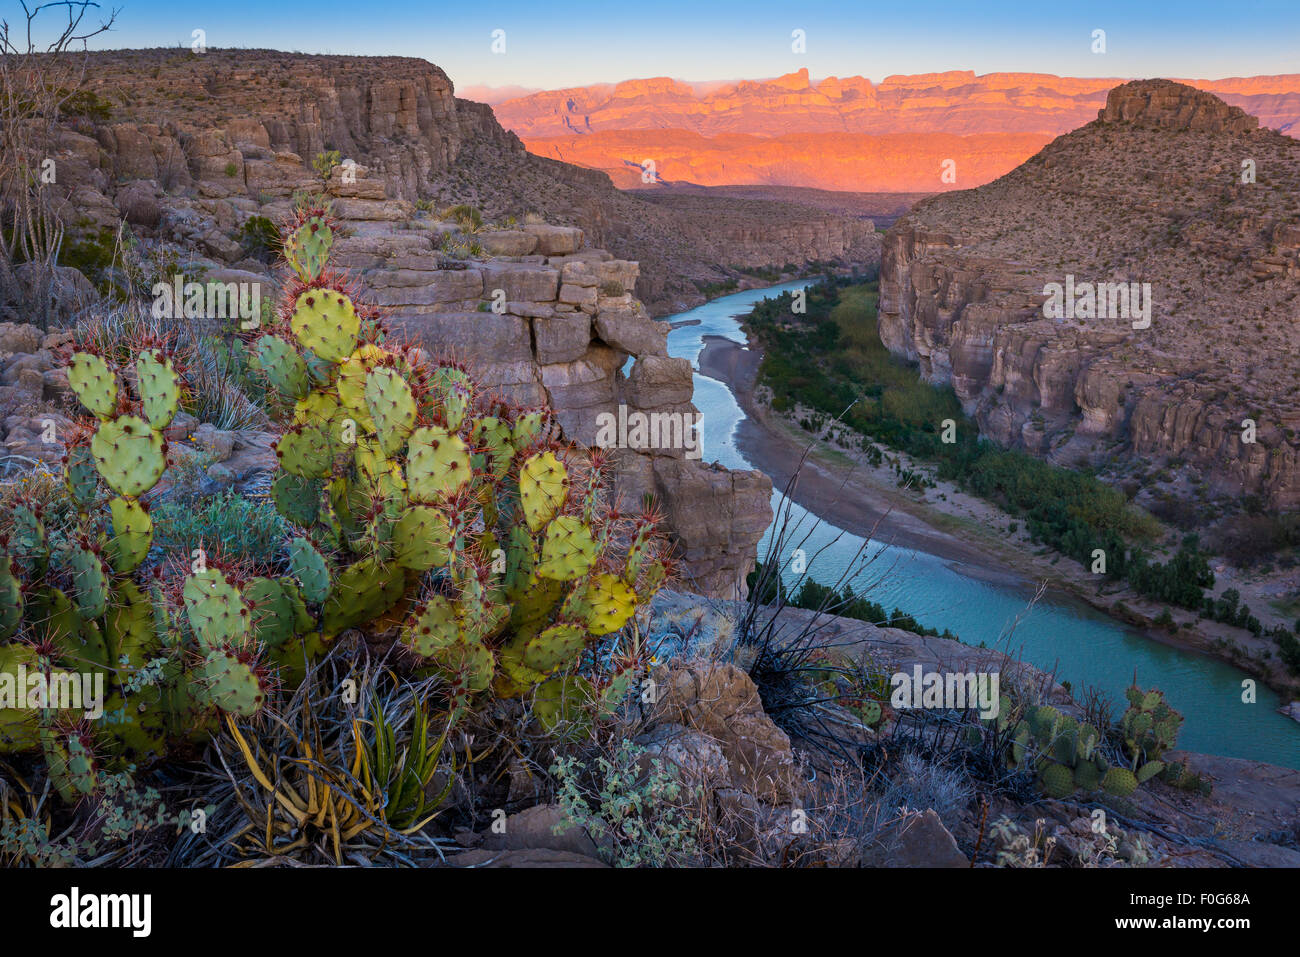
[666,281,1299,769]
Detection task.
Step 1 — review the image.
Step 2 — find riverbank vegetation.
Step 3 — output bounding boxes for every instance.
[746,278,1300,675]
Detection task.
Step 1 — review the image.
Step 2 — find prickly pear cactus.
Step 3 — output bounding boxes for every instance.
[245,207,670,706]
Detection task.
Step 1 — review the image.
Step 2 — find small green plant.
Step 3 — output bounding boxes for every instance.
[224,161,239,178]
[599,280,625,297]
[312,149,342,182]
[151,490,290,566]
[551,741,702,867]
[443,203,484,232]
[237,215,281,261]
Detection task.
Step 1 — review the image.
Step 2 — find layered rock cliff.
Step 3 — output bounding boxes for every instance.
[63,49,877,316]
[4,49,811,597]
[879,80,1300,511]
[495,69,1300,192]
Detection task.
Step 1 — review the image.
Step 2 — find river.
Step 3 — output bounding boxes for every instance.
[666,281,1299,769]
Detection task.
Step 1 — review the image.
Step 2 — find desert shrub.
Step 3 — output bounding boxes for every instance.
[442,203,484,232]
[236,215,280,261]
[880,753,972,828]
[150,490,289,566]
[551,740,702,867]
[311,149,341,181]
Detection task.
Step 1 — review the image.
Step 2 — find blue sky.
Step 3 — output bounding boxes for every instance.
[75,0,1300,91]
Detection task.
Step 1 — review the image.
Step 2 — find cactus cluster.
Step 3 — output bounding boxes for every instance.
[0,209,667,802]
[0,338,318,797]
[1005,700,1166,800]
[249,206,669,712]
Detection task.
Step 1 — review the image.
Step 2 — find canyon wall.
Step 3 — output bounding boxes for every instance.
[3,49,816,597]
[879,80,1300,511]
[495,68,1300,192]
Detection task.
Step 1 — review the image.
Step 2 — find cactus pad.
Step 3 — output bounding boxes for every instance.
[406,426,471,502]
[288,537,331,603]
[90,415,167,498]
[519,451,568,532]
[135,349,182,430]
[108,496,153,573]
[393,505,452,571]
[537,515,598,581]
[197,649,268,717]
[364,367,416,456]
[290,289,359,363]
[67,352,117,419]
[255,335,311,399]
[183,568,251,650]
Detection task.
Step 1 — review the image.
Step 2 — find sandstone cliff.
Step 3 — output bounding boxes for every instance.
[494,68,1300,193]
[1,49,815,597]
[59,49,877,316]
[878,80,1300,512]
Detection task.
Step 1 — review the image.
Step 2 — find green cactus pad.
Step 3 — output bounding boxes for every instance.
[90,415,167,498]
[197,649,268,717]
[108,496,153,573]
[8,503,47,571]
[67,352,117,419]
[1039,762,1075,798]
[271,473,321,527]
[288,537,331,603]
[364,367,416,456]
[512,410,544,450]
[471,415,515,479]
[336,345,385,431]
[274,421,334,479]
[290,288,359,363]
[406,426,472,502]
[254,335,311,399]
[519,451,568,532]
[319,557,406,637]
[1135,760,1165,784]
[537,515,598,582]
[65,445,99,508]
[68,541,110,620]
[244,577,301,649]
[1101,767,1139,798]
[393,505,452,571]
[283,216,333,282]
[183,568,251,650]
[0,558,21,640]
[521,623,585,674]
[107,580,161,678]
[1073,760,1102,792]
[579,573,636,636]
[402,595,461,658]
[135,349,182,429]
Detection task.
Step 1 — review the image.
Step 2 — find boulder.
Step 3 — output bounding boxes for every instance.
[594,307,668,358]
[532,313,591,365]
[523,224,584,256]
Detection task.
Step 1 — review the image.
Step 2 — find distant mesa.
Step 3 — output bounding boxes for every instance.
[485,70,1300,192]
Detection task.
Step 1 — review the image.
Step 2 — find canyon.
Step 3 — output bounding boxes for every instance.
[494,69,1300,192]
[878,79,1300,515]
[0,50,894,598]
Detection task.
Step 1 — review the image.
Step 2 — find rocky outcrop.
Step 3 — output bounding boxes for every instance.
[879,80,1300,510]
[41,50,880,319]
[340,222,772,598]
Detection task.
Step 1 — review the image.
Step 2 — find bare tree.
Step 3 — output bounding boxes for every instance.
[0,1,117,327]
